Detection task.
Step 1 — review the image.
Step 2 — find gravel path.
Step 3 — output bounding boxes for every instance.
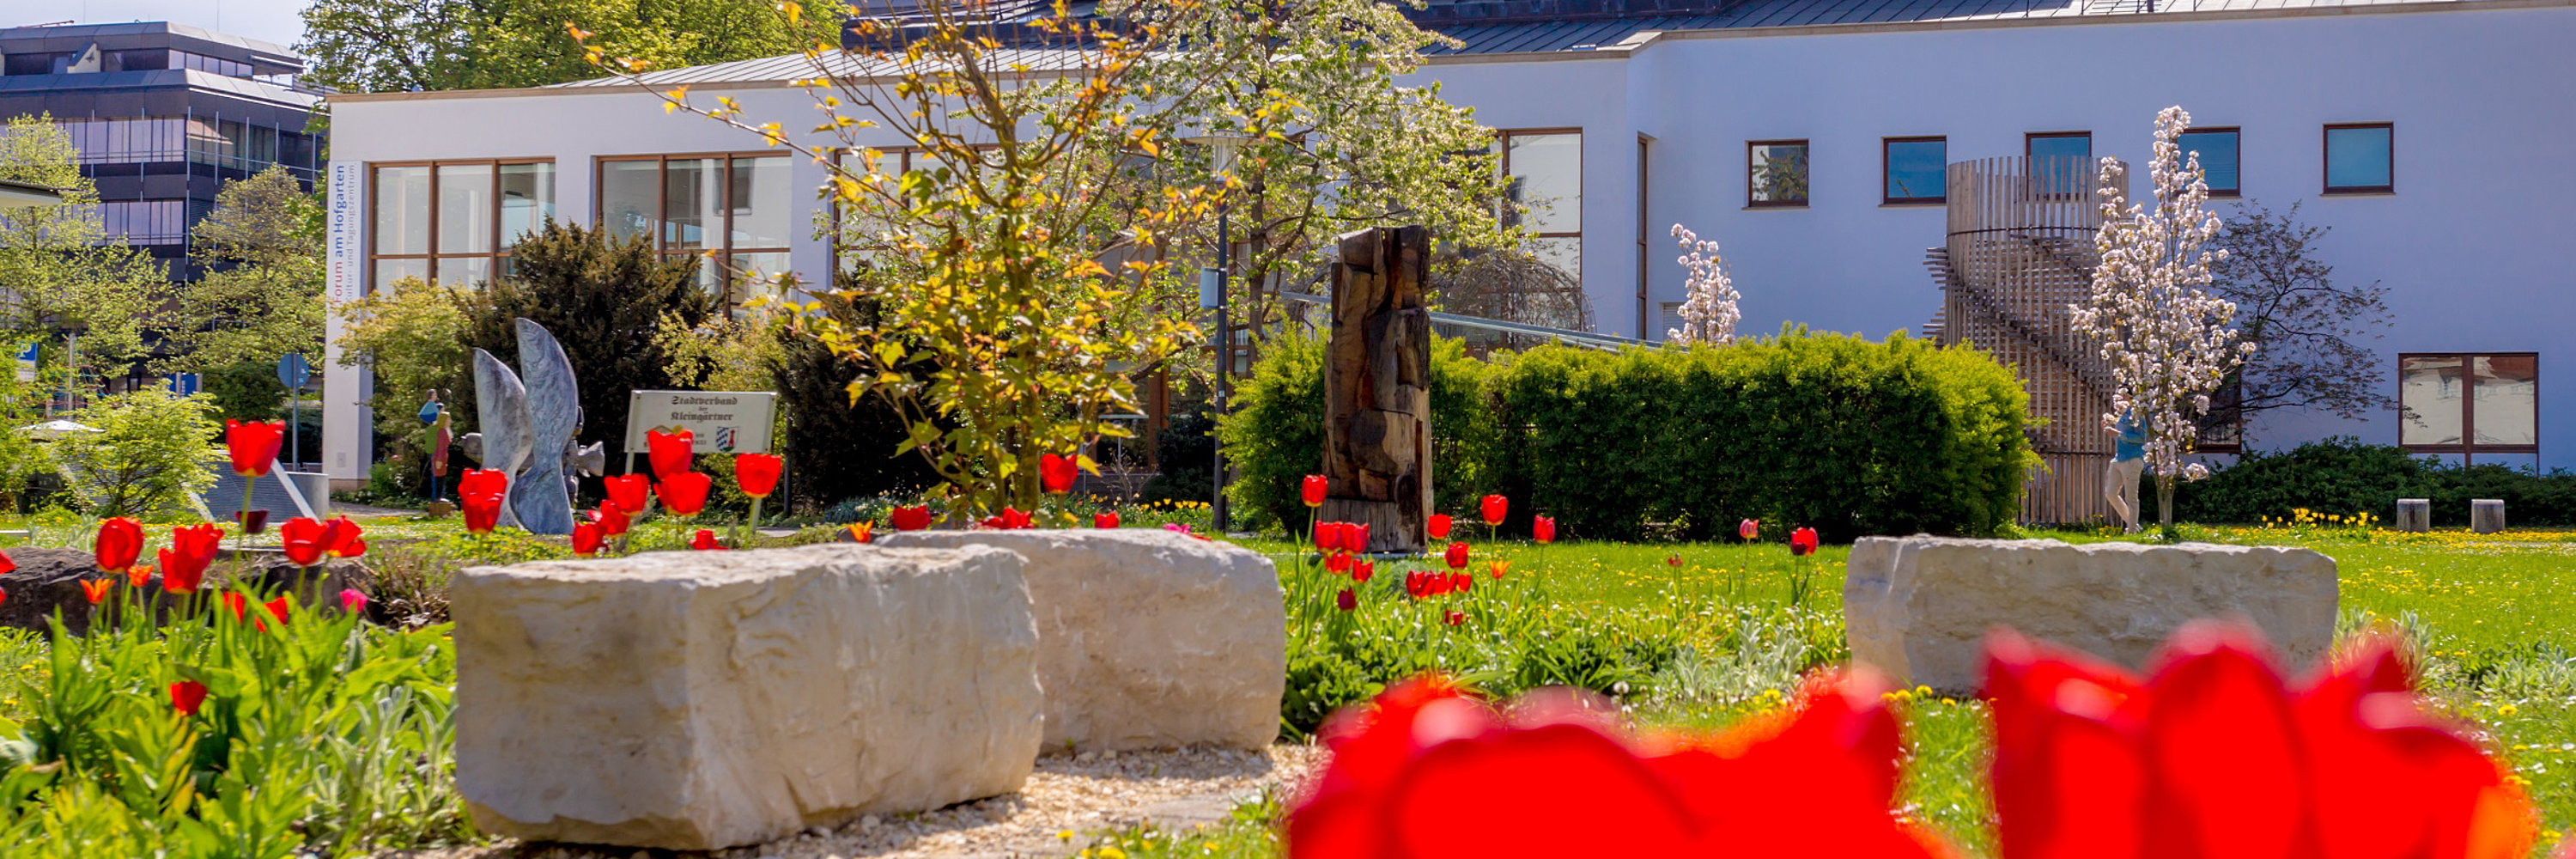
[381,744,1323,859]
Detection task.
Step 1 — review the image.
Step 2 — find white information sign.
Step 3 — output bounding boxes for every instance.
[625,390,779,454]
[325,161,363,303]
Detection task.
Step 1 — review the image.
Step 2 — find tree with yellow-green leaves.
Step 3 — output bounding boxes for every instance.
[0,113,163,381]
[300,0,840,93]
[163,164,328,419]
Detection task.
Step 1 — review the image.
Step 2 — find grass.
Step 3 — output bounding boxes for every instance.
[1141,523,2576,857]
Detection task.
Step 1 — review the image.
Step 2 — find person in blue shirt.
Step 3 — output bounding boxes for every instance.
[2105,411,2147,533]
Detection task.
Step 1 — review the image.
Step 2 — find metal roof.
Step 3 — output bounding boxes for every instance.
[0,21,305,73]
[544,47,1103,88]
[0,68,321,109]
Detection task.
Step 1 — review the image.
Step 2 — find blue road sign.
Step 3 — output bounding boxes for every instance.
[276,352,312,392]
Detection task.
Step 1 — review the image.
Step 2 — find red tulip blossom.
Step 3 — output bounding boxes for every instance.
[1405,570,1429,599]
[220,591,250,622]
[999,507,1032,530]
[124,564,150,588]
[890,505,933,532]
[1039,453,1079,494]
[0,550,11,576]
[1666,555,1684,567]
[603,473,652,515]
[1789,527,1820,557]
[1315,521,1343,552]
[1479,494,1508,527]
[1094,512,1120,528]
[263,596,292,627]
[1302,474,1328,508]
[1443,542,1469,570]
[1985,621,2537,859]
[1326,551,1354,574]
[79,579,112,605]
[689,529,725,550]
[319,516,365,559]
[1349,523,1370,552]
[158,524,222,594]
[340,588,368,613]
[169,680,209,716]
[1739,518,1760,541]
[240,509,270,535]
[1352,561,1375,583]
[225,419,285,477]
[1533,515,1556,544]
[735,453,784,498]
[657,472,713,516]
[94,517,144,572]
[591,502,631,536]
[1285,673,1954,859]
[571,522,605,557]
[1427,514,1452,540]
[1336,588,1357,612]
[280,516,330,566]
[1443,610,1466,626]
[459,469,509,533]
[645,429,696,481]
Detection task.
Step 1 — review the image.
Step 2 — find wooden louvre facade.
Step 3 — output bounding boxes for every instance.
[1925,155,2122,526]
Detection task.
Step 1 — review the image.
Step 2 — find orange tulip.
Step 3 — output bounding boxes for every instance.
[78,579,112,605]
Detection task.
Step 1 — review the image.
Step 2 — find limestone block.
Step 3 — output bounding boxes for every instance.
[2472,499,2507,534]
[1843,537,2337,695]
[879,529,1284,751]
[452,544,1042,850]
[2395,498,2431,533]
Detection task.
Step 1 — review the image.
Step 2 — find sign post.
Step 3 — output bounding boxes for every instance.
[622,389,780,474]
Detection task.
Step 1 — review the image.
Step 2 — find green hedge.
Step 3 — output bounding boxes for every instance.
[2177,437,2576,525]
[1222,328,2034,542]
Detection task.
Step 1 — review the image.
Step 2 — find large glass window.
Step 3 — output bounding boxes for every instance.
[1495,130,1583,283]
[1883,137,1946,204]
[1747,139,1809,208]
[2027,132,2091,197]
[2325,124,2393,194]
[594,154,795,301]
[368,160,555,290]
[97,200,186,243]
[2177,127,2239,197]
[2400,352,2537,460]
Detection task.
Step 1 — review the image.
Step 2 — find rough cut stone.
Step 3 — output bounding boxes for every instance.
[1843,536,2338,695]
[0,548,371,636]
[2396,498,2432,533]
[452,544,1043,850]
[2471,499,2507,533]
[878,529,1284,751]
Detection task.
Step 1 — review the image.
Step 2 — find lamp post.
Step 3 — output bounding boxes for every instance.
[1182,131,1251,533]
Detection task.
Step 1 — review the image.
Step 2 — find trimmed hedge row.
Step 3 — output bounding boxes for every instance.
[1220,328,2036,542]
[2177,438,2576,526]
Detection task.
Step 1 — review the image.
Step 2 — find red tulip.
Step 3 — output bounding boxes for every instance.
[1443,542,1468,570]
[0,550,11,576]
[225,419,284,478]
[280,516,328,566]
[1444,610,1466,626]
[1326,551,1353,574]
[1404,570,1429,599]
[79,579,112,605]
[263,596,291,627]
[0,585,8,606]
[1315,521,1347,553]
[459,468,509,533]
[1789,527,1820,557]
[1427,514,1452,540]
[689,528,725,550]
[340,588,368,613]
[1302,474,1328,508]
[1336,588,1357,612]
[1479,494,1507,527]
[1040,453,1079,495]
[320,516,365,558]
[646,429,696,481]
[999,507,1031,530]
[1094,512,1121,528]
[220,591,250,622]
[1350,523,1370,553]
[890,505,933,532]
[572,522,605,557]
[239,509,270,534]
[94,517,143,571]
[158,524,222,594]
[1352,561,1375,583]
[736,453,784,498]
[1285,672,1951,859]
[1739,518,1760,541]
[1533,515,1556,544]
[124,564,150,588]
[603,473,652,515]
[169,680,208,716]
[657,472,713,516]
[592,501,631,536]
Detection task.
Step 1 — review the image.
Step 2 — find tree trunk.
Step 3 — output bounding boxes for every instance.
[1319,226,1431,553]
[2157,473,2176,533]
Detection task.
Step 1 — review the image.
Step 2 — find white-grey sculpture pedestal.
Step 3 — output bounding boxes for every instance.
[2471,499,2507,534]
[2395,498,2431,532]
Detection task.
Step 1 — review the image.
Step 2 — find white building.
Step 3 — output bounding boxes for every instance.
[322,0,2574,486]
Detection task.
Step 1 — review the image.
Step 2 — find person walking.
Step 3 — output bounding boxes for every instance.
[2105,411,2147,533]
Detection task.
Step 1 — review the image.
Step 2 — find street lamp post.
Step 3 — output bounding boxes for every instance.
[1184,131,1250,533]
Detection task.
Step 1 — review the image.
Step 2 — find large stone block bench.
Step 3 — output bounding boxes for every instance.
[1843,536,2337,695]
[880,528,1285,752]
[451,544,1042,850]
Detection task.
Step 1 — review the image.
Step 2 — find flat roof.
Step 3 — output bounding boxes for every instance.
[0,178,62,208]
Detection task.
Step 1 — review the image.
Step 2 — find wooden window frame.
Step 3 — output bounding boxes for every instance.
[2323,123,2394,195]
[2178,125,2242,198]
[1881,136,1947,205]
[1745,138,1810,209]
[1495,128,1584,283]
[593,152,795,303]
[364,157,554,293]
[2397,350,2538,462]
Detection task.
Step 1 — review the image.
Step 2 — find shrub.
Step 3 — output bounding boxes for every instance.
[2178,437,2576,526]
[1218,331,1500,533]
[765,295,938,509]
[52,391,222,518]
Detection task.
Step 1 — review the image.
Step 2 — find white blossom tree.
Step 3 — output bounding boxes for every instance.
[1667,222,1741,344]
[2071,106,2256,531]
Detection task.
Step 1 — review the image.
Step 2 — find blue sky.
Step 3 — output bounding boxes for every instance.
[15,0,307,51]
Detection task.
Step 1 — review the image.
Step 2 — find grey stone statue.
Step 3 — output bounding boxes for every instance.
[510,320,580,535]
[470,348,532,529]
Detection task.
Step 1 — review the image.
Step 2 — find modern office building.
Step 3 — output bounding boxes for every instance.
[0,21,325,281]
[320,0,2575,492]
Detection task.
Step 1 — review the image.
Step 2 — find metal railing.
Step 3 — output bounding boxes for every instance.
[1275,290,1647,351]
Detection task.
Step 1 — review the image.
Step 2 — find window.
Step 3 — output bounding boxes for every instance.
[98,200,186,243]
[1495,130,1583,283]
[2026,132,2091,197]
[368,160,556,290]
[2400,352,2536,460]
[1747,139,1809,208]
[2324,124,2393,194]
[596,154,794,301]
[2177,127,2239,197]
[1883,137,1946,204]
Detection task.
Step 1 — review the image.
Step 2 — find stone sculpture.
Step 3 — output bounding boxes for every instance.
[470,349,532,529]
[463,320,586,534]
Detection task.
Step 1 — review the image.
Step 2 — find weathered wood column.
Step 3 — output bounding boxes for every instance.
[1319,226,1432,553]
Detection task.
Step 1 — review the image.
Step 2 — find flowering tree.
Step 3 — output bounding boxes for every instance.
[1665,223,1741,344]
[2070,106,2254,530]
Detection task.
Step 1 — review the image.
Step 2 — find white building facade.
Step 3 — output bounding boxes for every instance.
[321,0,2576,484]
